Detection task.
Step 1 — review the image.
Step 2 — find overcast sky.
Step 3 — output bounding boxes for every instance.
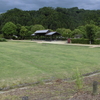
[0,0,100,13]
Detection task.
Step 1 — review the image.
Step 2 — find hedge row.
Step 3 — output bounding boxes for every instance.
[94,39,100,44]
[0,38,7,42]
[71,39,89,44]
[71,39,100,44]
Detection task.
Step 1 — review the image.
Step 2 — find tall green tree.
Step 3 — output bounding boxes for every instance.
[77,26,86,38]
[66,29,72,38]
[16,23,21,37]
[56,28,71,39]
[96,31,100,39]
[31,24,45,33]
[71,29,83,38]
[95,26,100,39]
[85,24,95,44]
[2,22,17,39]
[20,26,27,39]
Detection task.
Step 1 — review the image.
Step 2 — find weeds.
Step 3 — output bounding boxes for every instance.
[73,67,83,91]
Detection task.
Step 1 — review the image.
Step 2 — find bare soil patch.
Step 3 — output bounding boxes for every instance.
[0,74,100,100]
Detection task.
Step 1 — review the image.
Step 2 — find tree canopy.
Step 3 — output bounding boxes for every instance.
[1,7,100,42]
[85,24,96,44]
[31,24,45,33]
[20,26,27,39]
[2,22,17,39]
[0,7,100,31]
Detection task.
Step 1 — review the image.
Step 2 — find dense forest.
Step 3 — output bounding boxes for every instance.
[1,7,100,30]
[0,7,100,43]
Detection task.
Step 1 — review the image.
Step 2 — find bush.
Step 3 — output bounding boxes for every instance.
[94,39,100,44]
[0,38,7,42]
[0,34,4,38]
[71,39,100,44]
[71,38,89,44]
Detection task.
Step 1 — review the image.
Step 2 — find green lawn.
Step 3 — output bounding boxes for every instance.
[0,40,100,86]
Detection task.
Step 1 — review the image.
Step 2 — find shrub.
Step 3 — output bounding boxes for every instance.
[71,38,89,44]
[0,38,7,42]
[71,38,100,44]
[0,34,4,38]
[93,39,100,44]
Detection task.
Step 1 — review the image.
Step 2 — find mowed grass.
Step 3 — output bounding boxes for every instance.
[0,40,100,86]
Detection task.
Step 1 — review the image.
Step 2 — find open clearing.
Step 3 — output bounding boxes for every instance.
[0,40,100,86]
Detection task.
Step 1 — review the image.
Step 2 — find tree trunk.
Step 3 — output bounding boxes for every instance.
[89,40,91,44]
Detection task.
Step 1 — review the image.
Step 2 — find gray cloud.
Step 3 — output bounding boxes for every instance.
[0,0,100,13]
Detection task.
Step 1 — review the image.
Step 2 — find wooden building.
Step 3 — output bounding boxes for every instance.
[31,30,61,40]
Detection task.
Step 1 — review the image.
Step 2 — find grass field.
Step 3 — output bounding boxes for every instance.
[0,40,100,87]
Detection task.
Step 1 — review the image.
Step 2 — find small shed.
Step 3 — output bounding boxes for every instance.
[46,32,60,36]
[31,30,61,40]
[33,30,50,35]
[45,32,61,40]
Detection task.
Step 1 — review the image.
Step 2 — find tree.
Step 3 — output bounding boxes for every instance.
[66,29,72,38]
[77,26,86,38]
[95,27,100,39]
[56,28,71,39]
[56,28,66,39]
[20,26,27,39]
[2,22,17,39]
[31,24,45,33]
[16,23,21,37]
[85,24,95,44]
[71,29,83,38]
[96,31,100,39]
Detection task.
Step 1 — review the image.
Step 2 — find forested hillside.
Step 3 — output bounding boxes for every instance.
[0,7,100,42]
[0,7,100,31]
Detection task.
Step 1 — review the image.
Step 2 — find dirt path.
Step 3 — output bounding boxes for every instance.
[32,40,100,48]
[9,40,100,48]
